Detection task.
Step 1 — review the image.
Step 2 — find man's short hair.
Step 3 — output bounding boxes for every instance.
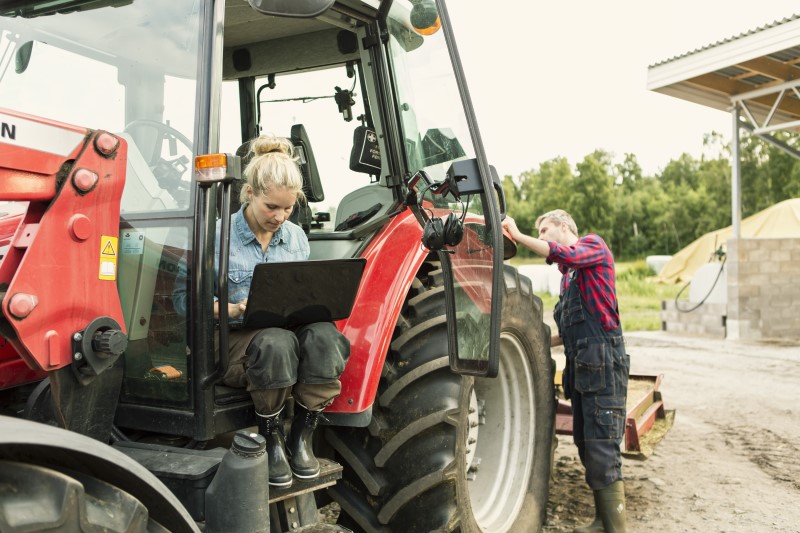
[535,209,578,237]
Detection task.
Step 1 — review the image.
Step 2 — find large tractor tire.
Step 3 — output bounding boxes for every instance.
[0,460,168,532]
[0,416,199,533]
[326,261,555,532]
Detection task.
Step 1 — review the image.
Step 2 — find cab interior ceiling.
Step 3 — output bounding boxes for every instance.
[223,0,376,81]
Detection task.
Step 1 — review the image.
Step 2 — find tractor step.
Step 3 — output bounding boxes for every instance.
[114,441,345,523]
[270,458,343,503]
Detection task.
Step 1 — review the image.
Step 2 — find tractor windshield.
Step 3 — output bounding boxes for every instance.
[0,0,201,212]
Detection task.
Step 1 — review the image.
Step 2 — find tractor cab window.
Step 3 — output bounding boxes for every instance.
[118,223,192,408]
[0,0,200,213]
[221,65,372,229]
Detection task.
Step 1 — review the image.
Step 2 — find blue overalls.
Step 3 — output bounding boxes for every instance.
[555,269,630,489]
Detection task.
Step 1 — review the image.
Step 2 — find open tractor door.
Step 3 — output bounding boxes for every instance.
[0,1,555,531]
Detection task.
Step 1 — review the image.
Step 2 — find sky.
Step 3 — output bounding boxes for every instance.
[446,1,800,179]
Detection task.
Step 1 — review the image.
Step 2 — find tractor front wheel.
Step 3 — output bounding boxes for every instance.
[327,262,555,532]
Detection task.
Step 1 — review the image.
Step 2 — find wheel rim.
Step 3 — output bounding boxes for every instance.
[469,331,536,532]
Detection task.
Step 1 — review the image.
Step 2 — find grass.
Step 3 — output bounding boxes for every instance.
[616,260,684,331]
[509,258,684,332]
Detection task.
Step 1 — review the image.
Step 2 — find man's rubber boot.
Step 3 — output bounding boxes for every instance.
[288,402,322,479]
[597,480,627,533]
[257,409,293,487]
[573,490,603,533]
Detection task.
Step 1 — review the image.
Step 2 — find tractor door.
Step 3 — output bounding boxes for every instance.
[384,1,506,376]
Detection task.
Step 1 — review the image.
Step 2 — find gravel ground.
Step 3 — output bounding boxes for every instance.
[545,331,800,533]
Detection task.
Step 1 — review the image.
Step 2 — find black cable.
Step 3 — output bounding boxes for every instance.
[674,256,727,313]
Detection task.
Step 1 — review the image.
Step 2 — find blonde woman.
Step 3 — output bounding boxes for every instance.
[175,135,349,488]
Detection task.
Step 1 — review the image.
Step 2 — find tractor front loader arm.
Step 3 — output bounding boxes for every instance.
[0,109,128,438]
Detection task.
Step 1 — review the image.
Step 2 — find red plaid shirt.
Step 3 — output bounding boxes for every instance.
[546,234,620,331]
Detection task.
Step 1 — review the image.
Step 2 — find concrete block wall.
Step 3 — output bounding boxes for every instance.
[660,238,800,340]
[726,238,800,340]
[661,300,727,338]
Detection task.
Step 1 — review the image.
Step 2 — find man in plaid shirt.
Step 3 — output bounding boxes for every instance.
[503,209,629,533]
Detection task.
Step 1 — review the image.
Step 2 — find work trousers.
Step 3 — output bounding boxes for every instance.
[222,322,350,413]
[556,279,630,490]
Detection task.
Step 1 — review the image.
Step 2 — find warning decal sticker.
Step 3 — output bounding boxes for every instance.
[99,236,118,281]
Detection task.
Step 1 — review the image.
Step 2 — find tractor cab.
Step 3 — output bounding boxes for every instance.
[1,0,506,440]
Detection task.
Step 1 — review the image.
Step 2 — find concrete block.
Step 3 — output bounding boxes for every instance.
[764,324,795,337]
[762,287,790,300]
[737,259,758,276]
[700,313,724,327]
[770,250,792,262]
[746,274,770,288]
[735,258,760,275]
[759,261,781,274]
[780,261,800,273]
[758,285,781,297]
[728,319,761,340]
[737,283,761,298]
[661,312,677,323]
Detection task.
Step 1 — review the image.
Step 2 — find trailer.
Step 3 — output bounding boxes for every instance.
[555,371,675,458]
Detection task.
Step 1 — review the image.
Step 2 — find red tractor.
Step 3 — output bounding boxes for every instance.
[0,1,555,531]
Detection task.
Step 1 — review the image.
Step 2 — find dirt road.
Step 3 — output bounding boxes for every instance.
[545,331,800,532]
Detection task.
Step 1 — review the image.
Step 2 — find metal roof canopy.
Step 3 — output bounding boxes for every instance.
[647,15,800,238]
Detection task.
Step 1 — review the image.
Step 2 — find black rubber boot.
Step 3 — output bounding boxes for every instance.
[288,402,322,479]
[597,480,627,533]
[257,409,293,487]
[573,490,603,533]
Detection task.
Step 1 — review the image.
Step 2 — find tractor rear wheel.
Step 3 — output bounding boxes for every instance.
[326,261,555,532]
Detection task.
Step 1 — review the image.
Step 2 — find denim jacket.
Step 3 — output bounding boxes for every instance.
[172,204,309,319]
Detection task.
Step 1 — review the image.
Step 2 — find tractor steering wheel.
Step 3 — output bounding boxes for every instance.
[123,119,194,205]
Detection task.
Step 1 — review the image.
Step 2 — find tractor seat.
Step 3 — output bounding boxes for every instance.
[231,125,323,233]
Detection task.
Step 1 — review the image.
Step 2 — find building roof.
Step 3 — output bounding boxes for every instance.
[647,15,800,131]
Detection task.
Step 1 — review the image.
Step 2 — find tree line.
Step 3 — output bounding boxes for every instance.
[501,131,800,260]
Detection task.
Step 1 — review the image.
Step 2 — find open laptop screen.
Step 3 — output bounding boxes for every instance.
[241,258,367,329]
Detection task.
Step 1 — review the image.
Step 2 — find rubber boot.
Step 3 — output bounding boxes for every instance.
[573,490,603,533]
[596,480,627,533]
[257,409,293,487]
[288,402,322,479]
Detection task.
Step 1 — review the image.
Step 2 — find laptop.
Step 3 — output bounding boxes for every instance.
[240,258,367,329]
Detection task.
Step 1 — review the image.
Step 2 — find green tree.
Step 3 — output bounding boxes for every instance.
[740,130,800,215]
[617,153,642,191]
[509,157,575,236]
[571,150,615,245]
[506,127,798,261]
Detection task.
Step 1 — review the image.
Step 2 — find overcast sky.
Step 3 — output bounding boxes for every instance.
[446,1,800,179]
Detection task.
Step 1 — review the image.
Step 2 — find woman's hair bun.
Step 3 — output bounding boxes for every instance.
[251,135,294,158]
